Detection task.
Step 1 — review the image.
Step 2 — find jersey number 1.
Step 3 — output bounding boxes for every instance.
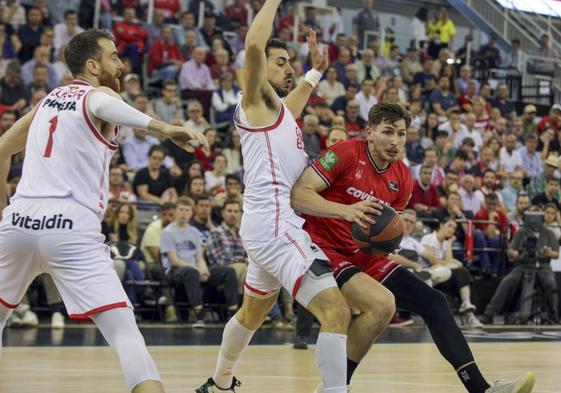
[43,116,58,158]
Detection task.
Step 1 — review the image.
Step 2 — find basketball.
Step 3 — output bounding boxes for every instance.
[351,204,404,256]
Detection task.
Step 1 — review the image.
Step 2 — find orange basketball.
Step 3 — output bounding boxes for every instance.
[351,204,404,256]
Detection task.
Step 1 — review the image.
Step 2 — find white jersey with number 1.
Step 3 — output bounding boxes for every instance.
[13,80,118,221]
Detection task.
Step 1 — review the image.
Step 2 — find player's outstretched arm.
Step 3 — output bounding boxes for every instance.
[88,87,208,152]
[0,107,38,217]
[291,166,382,229]
[284,30,329,118]
[242,0,281,107]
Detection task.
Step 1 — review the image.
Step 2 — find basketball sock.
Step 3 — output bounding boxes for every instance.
[346,358,359,384]
[316,332,348,393]
[0,308,9,359]
[457,362,491,393]
[213,315,255,389]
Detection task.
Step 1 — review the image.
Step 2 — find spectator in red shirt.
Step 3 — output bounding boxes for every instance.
[155,0,181,22]
[537,104,561,135]
[224,0,248,29]
[409,164,442,220]
[113,7,149,69]
[210,48,236,83]
[328,33,347,63]
[148,25,184,80]
[457,79,477,113]
[344,98,366,138]
[474,192,505,275]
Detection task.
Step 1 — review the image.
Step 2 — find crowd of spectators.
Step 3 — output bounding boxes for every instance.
[2,0,561,328]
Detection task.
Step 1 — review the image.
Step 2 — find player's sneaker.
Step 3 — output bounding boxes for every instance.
[485,372,535,393]
[20,310,39,327]
[196,377,241,392]
[313,383,352,392]
[51,312,65,329]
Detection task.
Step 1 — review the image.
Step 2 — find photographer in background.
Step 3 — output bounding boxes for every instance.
[481,206,559,324]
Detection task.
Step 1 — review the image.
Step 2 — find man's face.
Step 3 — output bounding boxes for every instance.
[516,196,530,214]
[267,48,294,97]
[326,129,348,147]
[420,168,432,186]
[362,50,373,64]
[175,204,193,224]
[192,47,206,64]
[195,200,212,219]
[345,86,357,100]
[226,178,241,195]
[346,65,358,81]
[423,60,433,72]
[134,96,149,112]
[203,15,215,30]
[497,84,508,99]
[525,111,536,122]
[133,128,147,140]
[486,199,498,212]
[0,112,15,131]
[109,168,123,187]
[483,172,495,188]
[181,13,195,29]
[480,85,490,98]
[162,84,177,101]
[551,109,561,122]
[448,193,461,209]
[526,138,537,152]
[97,39,124,92]
[439,77,450,91]
[545,207,557,223]
[462,177,474,192]
[424,150,437,166]
[401,212,415,235]
[28,9,42,25]
[303,118,319,134]
[465,114,475,129]
[35,48,50,66]
[185,30,196,46]
[149,150,165,170]
[222,203,241,227]
[446,172,458,186]
[33,66,48,84]
[546,181,559,196]
[480,148,492,163]
[505,135,516,151]
[346,100,360,118]
[65,13,78,28]
[162,26,173,42]
[467,82,476,96]
[460,67,470,79]
[123,8,135,23]
[364,119,407,164]
[406,127,418,143]
[510,172,523,190]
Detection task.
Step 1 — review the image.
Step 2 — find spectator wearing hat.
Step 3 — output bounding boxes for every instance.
[148,25,184,80]
[517,134,542,180]
[522,104,538,137]
[537,104,561,135]
[527,154,561,199]
[120,73,142,105]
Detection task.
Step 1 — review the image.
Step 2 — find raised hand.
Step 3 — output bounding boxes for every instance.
[308,29,329,73]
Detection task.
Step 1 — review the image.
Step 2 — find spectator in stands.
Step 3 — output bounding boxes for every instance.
[194,128,219,170]
[432,130,453,168]
[474,192,506,275]
[206,199,247,295]
[3,0,25,30]
[413,57,436,97]
[301,114,322,160]
[162,197,238,328]
[0,22,19,65]
[330,47,351,85]
[21,45,58,88]
[427,7,455,59]
[179,46,215,112]
[382,44,401,77]
[476,33,501,69]
[330,82,357,116]
[119,73,141,105]
[183,175,206,199]
[458,80,478,114]
[353,0,380,48]
[521,104,537,138]
[153,80,184,124]
[199,12,223,48]
[148,25,184,80]
[504,38,521,70]
[456,65,478,96]
[430,76,457,118]
[211,73,240,125]
[0,109,16,137]
[413,146,445,186]
[458,174,484,216]
[355,79,377,121]
[325,127,348,148]
[507,193,530,228]
[344,98,366,139]
[355,49,379,83]
[214,174,243,208]
[405,126,424,165]
[420,216,481,327]
[528,154,559,199]
[113,7,149,70]
[446,150,467,178]
[109,202,138,244]
[529,33,558,77]
[409,164,442,219]
[490,84,516,121]
[482,205,559,324]
[344,62,360,88]
[174,11,207,49]
[437,169,458,205]
[224,0,248,29]
[532,178,561,211]
[17,7,44,63]
[190,194,213,241]
[544,203,561,242]
[174,160,203,195]
[155,0,181,22]
[517,135,541,181]
[501,170,524,213]
[108,166,137,203]
[122,128,163,172]
[53,10,83,58]
[204,154,227,195]
[499,134,523,174]
[184,100,210,134]
[438,108,466,137]
[25,64,50,96]
[317,66,345,106]
[133,145,177,204]
[537,104,561,135]
[400,46,421,85]
[0,60,27,112]
[453,113,482,152]
[222,128,242,175]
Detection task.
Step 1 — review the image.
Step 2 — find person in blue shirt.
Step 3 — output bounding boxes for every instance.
[430,76,458,116]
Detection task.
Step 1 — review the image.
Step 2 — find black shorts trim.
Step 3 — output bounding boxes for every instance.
[335,265,362,289]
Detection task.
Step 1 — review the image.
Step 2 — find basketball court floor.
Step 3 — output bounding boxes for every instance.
[1,322,561,393]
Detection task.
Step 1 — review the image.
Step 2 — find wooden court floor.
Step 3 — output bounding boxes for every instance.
[1,342,560,393]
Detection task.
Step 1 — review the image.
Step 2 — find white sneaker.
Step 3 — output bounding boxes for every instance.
[459,301,476,314]
[485,372,536,393]
[51,312,65,329]
[466,313,483,329]
[314,384,351,392]
[7,314,22,327]
[20,310,38,327]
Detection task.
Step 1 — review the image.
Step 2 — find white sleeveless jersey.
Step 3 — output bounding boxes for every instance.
[13,81,118,221]
[234,95,308,241]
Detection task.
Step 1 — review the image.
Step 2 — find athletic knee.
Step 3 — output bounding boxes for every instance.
[311,291,351,333]
[376,290,396,323]
[235,299,273,330]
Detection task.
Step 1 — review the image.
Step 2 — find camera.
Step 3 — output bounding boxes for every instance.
[522,211,545,262]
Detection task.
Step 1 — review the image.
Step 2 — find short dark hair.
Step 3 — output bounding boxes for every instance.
[161,202,177,212]
[424,146,437,155]
[545,202,558,211]
[435,130,449,139]
[367,103,411,129]
[162,79,177,90]
[225,174,241,184]
[265,38,288,58]
[222,199,241,210]
[454,150,468,160]
[482,168,496,177]
[485,192,499,202]
[148,145,167,157]
[525,134,537,142]
[64,10,78,19]
[547,177,560,185]
[65,29,114,76]
[194,194,211,205]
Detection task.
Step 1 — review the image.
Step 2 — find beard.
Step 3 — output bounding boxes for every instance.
[99,68,121,92]
[273,84,289,98]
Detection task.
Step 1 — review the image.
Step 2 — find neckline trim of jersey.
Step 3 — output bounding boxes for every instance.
[234,102,285,133]
[72,79,93,86]
[365,142,390,174]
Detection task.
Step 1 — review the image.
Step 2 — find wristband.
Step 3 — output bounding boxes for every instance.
[304,69,322,88]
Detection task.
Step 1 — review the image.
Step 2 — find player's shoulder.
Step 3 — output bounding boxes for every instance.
[328,138,364,156]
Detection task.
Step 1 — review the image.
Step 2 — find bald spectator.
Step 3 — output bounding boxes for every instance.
[344,98,367,139]
[210,48,236,82]
[179,46,216,114]
[499,134,523,173]
[21,46,59,88]
[355,49,380,83]
[53,10,83,58]
[325,127,348,148]
[148,25,184,80]
[355,79,377,120]
[302,115,322,160]
[180,30,198,61]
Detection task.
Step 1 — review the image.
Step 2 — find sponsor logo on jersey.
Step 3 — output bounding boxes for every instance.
[346,187,391,207]
[319,150,338,171]
[11,213,74,230]
[388,181,399,192]
[42,98,77,112]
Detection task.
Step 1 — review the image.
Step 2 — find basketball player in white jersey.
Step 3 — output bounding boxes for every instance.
[195,1,384,392]
[0,30,207,393]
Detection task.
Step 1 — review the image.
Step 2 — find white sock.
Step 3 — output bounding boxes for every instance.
[213,316,255,389]
[315,332,347,393]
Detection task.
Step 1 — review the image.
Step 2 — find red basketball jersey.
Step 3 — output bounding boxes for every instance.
[304,139,413,254]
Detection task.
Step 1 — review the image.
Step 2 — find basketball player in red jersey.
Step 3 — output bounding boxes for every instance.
[0,30,207,393]
[292,103,535,393]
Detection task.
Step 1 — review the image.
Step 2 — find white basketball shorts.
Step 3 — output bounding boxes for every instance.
[242,222,337,306]
[0,197,131,320]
